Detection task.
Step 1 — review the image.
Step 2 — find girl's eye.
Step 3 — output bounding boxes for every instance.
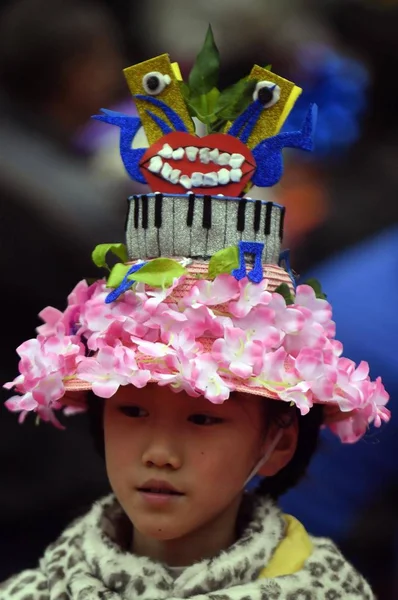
[119,406,148,418]
[188,414,224,426]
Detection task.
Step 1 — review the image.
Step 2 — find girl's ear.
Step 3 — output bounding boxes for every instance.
[257,416,298,477]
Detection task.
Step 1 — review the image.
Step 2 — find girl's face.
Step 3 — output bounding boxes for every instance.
[104,385,295,562]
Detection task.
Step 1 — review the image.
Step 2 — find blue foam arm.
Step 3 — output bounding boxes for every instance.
[252,104,318,188]
[92,109,147,184]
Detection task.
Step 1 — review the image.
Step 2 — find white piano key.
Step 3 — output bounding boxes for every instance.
[190,196,208,257]
[206,197,228,256]
[157,195,176,257]
[224,199,241,248]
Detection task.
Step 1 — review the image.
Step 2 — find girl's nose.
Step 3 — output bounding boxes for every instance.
[141,436,182,470]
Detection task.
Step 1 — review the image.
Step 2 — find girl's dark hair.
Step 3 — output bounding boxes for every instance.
[86,391,324,499]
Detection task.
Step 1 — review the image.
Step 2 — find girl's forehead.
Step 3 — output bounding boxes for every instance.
[111,385,264,414]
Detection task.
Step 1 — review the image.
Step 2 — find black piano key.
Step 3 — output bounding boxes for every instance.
[264,202,273,235]
[279,206,286,239]
[237,199,247,232]
[187,193,195,226]
[154,193,163,227]
[133,195,140,228]
[141,195,148,229]
[202,195,212,229]
[124,197,130,232]
[254,200,262,232]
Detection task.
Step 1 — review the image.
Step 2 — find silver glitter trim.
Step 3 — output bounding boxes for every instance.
[125,194,283,264]
[173,196,191,257]
[206,197,228,256]
[190,197,207,256]
[144,196,160,258]
[224,199,241,248]
[158,195,175,257]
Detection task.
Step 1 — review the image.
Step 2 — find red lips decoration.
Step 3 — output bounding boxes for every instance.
[140,131,256,196]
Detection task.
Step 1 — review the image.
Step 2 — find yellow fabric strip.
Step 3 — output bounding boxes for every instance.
[259,514,313,579]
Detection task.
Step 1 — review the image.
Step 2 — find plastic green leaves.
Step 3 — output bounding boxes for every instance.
[92,243,128,271]
[188,25,220,95]
[274,283,295,305]
[182,26,258,133]
[208,246,239,278]
[132,259,186,288]
[304,278,327,299]
[107,258,187,290]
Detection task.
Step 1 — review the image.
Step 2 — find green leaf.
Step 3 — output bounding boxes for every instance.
[208,246,239,279]
[188,25,220,95]
[304,278,328,300]
[131,258,187,288]
[106,263,132,288]
[264,64,272,71]
[188,87,220,124]
[92,243,128,271]
[179,81,191,101]
[214,78,258,121]
[274,283,295,306]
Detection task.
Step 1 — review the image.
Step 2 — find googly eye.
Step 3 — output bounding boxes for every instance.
[253,81,281,108]
[142,71,171,95]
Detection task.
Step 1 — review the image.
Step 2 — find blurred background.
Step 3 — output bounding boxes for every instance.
[0,0,397,597]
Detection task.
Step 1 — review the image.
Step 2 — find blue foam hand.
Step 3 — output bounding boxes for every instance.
[252,104,317,188]
[92,109,147,184]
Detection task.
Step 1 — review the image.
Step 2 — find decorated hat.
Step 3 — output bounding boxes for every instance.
[4,28,389,443]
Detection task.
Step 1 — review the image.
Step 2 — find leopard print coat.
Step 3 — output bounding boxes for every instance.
[0,494,374,600]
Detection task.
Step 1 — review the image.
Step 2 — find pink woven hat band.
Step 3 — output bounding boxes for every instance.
[3,29,390,443]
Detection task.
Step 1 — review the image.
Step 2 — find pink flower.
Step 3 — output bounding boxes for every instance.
[228,278,271,318]
[268,293,305,334]
[155,353,200,397]
[37,280,104,337]
[191,355,233,403]
[76,346,150,398]
[139,276,186,314]
[329,412,369,444]
[132,338,176,359]
[294,285,335,337]
[183,274,239,307]
[212,327,263,378]
[232,306,281,348]
[283,318,327,358]
[169,329,203,359]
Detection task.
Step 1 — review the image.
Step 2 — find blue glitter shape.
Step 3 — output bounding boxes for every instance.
[232,241,264,283]
[279,249,297,290]
[134,94,189,132]
[105,262,147,304]
[92,108,147,184]
[145,110,173,135]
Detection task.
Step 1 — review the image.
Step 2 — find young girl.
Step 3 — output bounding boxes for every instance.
[1,33,389,600]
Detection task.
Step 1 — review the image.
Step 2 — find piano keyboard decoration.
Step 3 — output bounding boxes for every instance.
[125,193,285,264]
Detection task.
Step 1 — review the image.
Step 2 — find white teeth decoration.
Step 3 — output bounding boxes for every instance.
[158,143,173,159]
[230,168,243,182]
[199,147,211,164]
[217,152,231,166]
[229,153,245,168]
[186,146,199,162]
[180,175,192,189]
[148,156,163,173]
[203,172,218,186]
[172,147,184,160]
[218,168,230,185]
[161,163,172,180]
[209,148,220,162]
[170,168,181,184]
[191,172,204,187]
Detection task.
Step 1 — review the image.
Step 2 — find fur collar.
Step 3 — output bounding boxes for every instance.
[1,494,374,599]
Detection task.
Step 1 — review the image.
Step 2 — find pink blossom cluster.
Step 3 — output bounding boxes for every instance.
[4,274,390,441]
